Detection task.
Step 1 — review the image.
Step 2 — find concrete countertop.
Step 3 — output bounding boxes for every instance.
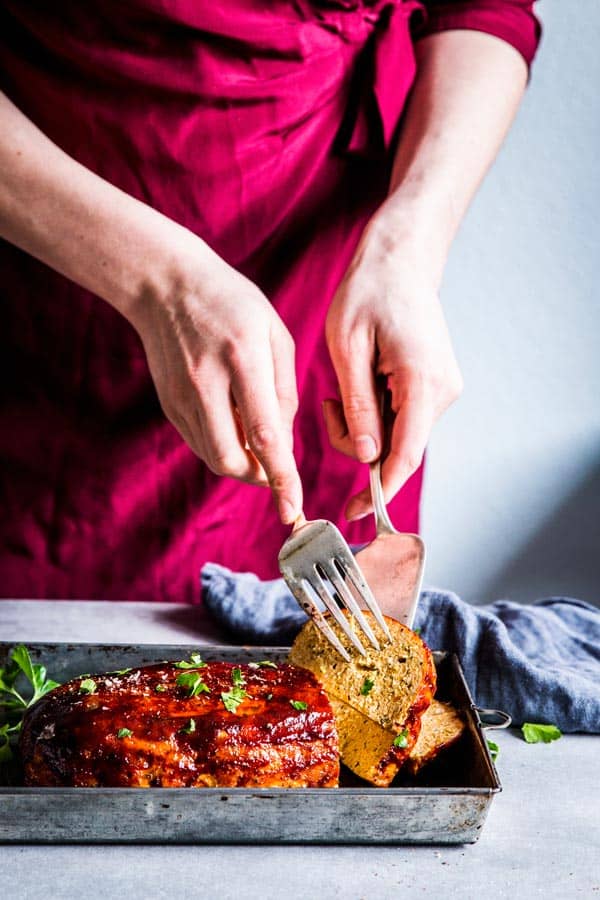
[1,600,598,900]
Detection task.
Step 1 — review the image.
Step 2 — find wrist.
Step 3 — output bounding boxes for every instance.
[364,198,451,291]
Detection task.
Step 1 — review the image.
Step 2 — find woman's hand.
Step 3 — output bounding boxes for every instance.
[131,252,303,524]
[324,223,463,520]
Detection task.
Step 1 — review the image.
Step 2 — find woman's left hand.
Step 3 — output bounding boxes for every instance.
[324,221,463,521]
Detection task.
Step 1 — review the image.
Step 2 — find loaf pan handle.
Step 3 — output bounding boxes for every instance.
[474,707,512,730]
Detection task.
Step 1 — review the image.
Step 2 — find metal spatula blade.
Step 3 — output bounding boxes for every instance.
[354,386,425,628]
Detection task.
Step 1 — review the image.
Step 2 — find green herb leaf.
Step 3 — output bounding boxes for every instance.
[231,667,246,687]
[521,722,562,744]
[487,739,500,761]
[413,627,422,636]
[155,684,167,693]
[0,646,62,761]
[360,677,375,696]
[117,727,133,739]
[257,660,278,669]
[221,686,247,713]
[174,653,206,669]
[110,668,132,676]
[0,723,14,763]
[176,672,210,698]
[79,678,97,695]
[290,700,308,711]
[180,718,196,735]
[393,730,409,749]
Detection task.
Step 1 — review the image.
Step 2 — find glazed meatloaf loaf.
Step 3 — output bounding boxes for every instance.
[20,659,339,788]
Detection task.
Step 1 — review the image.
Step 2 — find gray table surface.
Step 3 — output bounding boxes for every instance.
[1,600,598,900]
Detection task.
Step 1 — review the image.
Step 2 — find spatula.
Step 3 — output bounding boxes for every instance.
[354,385,425,628]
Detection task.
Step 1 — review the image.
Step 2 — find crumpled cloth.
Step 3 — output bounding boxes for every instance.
[201,563,600,732]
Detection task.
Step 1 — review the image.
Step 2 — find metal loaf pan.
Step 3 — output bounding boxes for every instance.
[0,642,509,844]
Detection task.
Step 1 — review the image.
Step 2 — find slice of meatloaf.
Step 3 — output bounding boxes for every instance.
[288,611,436,785]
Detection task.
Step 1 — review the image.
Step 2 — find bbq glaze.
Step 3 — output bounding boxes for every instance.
[20,662,339,788]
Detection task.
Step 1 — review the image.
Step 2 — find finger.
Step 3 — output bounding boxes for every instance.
[193,380,268,484]
[270,324,298,447]
[231,353,303,524]
[328,330,381,463]
[345,377,432,520]
[322,398,354,457]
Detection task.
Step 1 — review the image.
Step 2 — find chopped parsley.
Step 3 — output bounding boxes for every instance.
[176,672,210,698]
[221,686,247,713]
[257,660,278,669]
[79,678,97,695]
[393,730,409,749]
[487,739,500,761]
[413,627,422,636]
[231,667,246,687]
[180,718,196,735]
[360,677,375,696]
[155,684,167,693]
[290,700,308,711]
[521,722,562,744]
[117,727,133,739]
[110,668,132,675]
[174,653,206,669]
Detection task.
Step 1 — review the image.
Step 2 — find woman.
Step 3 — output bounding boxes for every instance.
[0,2,540,602]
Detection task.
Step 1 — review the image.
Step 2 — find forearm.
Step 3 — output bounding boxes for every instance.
[372,30,528,284]
[0,92,216,326]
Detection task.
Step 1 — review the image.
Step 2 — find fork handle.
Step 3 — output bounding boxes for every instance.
[370,378,396,535]
[369,459,396,535]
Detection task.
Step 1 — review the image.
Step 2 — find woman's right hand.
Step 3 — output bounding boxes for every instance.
[0,91,302,524]
[130,253,303,524]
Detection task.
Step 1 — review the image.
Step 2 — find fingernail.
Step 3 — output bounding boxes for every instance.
[280,500,297,525]
[354,435,377,463]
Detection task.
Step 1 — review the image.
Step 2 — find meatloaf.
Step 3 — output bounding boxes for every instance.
[20,659,339,788]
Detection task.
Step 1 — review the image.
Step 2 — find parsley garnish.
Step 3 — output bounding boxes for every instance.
[393,730,409,749]
[79,678,98,695]
[487,739,500,761]
[155,684,167,693]
[117,727,133,739]
[521,722,562,744]
[258,660,278,669]
[176,672,210,697]
[110,668,132,675]
[231,667,246,687]
[221,686,247,713]
[290,700,308,711]
[413,627,422,635]
[180,718,196,735]
[174,653,206,669]
[360,677,375,696]
[0,644,61,761]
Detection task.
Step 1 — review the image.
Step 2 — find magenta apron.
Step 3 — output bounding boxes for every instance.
[0,1,539,602]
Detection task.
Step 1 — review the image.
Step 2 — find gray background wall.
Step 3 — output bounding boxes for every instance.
[421,1,600,606]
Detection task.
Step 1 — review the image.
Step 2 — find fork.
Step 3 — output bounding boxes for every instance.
[278,512,392,662]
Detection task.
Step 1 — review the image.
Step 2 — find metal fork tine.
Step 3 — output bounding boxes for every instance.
[342,560,393,643]
[310,570,367,656]
[295,579,351,662]
[323,560,381,651]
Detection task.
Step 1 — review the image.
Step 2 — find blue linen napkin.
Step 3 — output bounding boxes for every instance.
[201,562,600,732]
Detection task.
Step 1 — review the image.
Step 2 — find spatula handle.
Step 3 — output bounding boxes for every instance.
[370,378,396,535]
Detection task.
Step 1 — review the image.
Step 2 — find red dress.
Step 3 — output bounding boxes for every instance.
[0,2,540,602]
